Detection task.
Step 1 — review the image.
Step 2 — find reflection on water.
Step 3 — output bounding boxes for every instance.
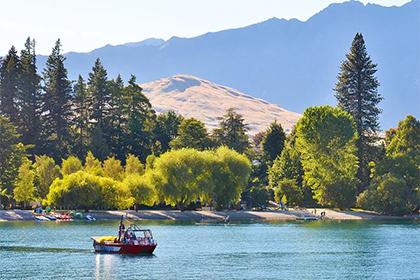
[0,220,419,280]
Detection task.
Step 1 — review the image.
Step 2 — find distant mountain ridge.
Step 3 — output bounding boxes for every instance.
[141,75,301,134]
[37,0,420,129]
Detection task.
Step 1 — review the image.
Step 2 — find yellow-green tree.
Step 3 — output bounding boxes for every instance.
[61,155,83,176]
[84,151,103,176]
[103,156,124,181]
[13,158,36,208]
[33,155,61,199]
[124,173,156,207]
[125,154,144,176]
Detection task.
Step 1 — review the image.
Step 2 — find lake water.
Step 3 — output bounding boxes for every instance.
[0,220,419,280]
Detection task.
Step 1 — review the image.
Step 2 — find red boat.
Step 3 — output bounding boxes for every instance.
[91,220,157,254]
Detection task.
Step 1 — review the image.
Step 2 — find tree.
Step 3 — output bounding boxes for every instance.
[61,155,83,176]
[296,106,359,208]
[18,38,43,156]
[88,58,111,159]
[84,151,103,176]
[107,75,126,160]
[42,39,73,161]
[72,75,90,158]
[103,156,124,181]
[125,154,144,176]
[274,179,304,206]
[213,108,249,154]
[122,75,156,161]
[0,116,26,196]
[124,174,156,207]
[33,155,61,199]
[170,118,212,150]
[0,46,20,125]
[261,121,286,164]
[335,33,382,189]
[153,110,183,154]
[386,115,419,161]
[13,158,36,208]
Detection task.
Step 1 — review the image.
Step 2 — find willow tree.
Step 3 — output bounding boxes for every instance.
[335,33,382,189]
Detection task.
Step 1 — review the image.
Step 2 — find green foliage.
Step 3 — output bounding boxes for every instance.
[386,115,419,161]
[153,110,183,154]
[274,179,303,206]
[46,171,132,210]
[170,118,212,150]
[125,154,144,176]
[357,174,416,215]
[42,39,73,161]
[296,106,359,208]
[13,158,36,207]
[335,33,382,187]
[212,108,249,154]
[103,156,124,181]
[124,174,156,206]
[72,75,90,158]
[151,147,251,208]
[0,116,26,194]
[33,155,61,199]
[0,46,20,124]
[261,121,286,164]
[61,156,82,176]
[84,151,103,176]
[248,186,270,208]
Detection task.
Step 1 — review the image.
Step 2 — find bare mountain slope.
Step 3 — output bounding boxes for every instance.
[141,75,300,134]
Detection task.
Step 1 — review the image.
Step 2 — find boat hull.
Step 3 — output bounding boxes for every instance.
[93,241,156,254]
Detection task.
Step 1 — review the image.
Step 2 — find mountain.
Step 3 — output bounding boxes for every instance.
[141,75,301,134]
[37,0,420,129]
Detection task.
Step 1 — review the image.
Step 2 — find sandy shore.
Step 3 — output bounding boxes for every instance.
[0,208,418,222]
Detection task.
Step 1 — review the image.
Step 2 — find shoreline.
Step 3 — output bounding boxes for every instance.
[0,209,418,222]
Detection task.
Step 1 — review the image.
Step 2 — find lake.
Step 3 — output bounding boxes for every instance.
[0,220,419,280]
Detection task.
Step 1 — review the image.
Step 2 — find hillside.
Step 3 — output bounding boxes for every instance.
[141,75,300,134]
[37,0,420,128]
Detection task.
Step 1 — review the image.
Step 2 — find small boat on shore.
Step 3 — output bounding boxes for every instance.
[91,219,157,254]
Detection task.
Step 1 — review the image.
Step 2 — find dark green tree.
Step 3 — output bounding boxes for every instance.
[42,39,73,161]
[334,33,382,189]
[122,75,156,161]
[170,118,212,150]
[72,75,90,158]
[87,58,111,159]
[261,121,286,164]
[19,38,43,156]
[0,46,20,125]
[0,116,26,198]
[106,75,126,160]
[213,108,249,154]
[153,110,183,154]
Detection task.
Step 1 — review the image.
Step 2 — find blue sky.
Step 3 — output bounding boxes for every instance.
[0,0,410,55]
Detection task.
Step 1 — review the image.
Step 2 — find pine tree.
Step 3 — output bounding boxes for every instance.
[87,58,110,159]
[122,75,156,161]
[42,39,73,161]
[0,46,20,124]
[335,33,382,189]
[19,38,43,155]
[107,75,126,160]
[72,75,90,158]
[261,121,286,164]
[213,108,249,154]
[153,110,183,154]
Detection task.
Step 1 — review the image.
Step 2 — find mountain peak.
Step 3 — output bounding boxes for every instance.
[141,75,301,134]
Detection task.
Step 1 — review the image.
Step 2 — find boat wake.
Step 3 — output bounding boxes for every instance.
[0,245,92,254]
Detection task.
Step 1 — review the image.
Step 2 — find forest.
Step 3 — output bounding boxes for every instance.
[0,33,418,215]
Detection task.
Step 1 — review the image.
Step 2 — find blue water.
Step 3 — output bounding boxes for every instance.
[0,220,419,280]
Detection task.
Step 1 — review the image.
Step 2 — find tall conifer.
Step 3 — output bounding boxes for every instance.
[42,39,73,161]
[72,75,90,158]
[335,33,382,189]
[0,46,20,124]
[19,38,43,155]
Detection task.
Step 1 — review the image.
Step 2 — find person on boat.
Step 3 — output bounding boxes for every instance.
[117,218,125,242]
